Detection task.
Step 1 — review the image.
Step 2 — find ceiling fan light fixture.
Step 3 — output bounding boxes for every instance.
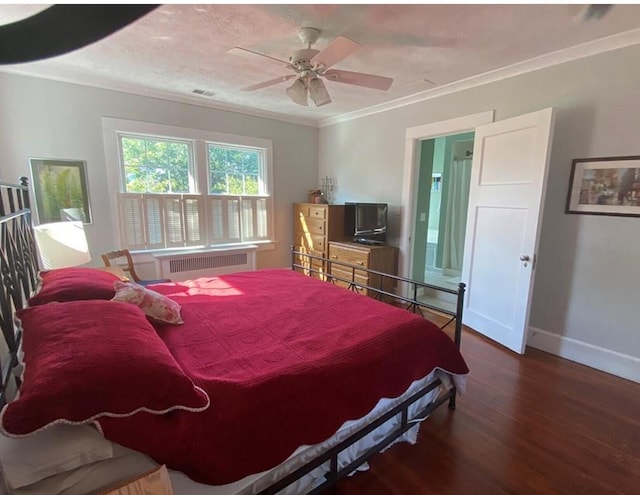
[286,78,308,106]
[308,77,331,107]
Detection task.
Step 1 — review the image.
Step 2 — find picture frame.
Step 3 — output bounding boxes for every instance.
[565,155,640,218]
[29,158,92,224]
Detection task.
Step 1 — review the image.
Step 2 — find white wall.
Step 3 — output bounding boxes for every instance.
[318,44,640,381]
[0,73,318,270]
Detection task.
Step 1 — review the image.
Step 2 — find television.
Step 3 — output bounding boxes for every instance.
[344,202,388,245]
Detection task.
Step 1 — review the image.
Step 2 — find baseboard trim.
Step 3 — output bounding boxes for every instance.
[527,326,640,384]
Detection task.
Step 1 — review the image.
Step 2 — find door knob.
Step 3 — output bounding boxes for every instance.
[519,255,530,261]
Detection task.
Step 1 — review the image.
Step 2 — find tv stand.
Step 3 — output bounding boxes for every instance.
[328,241,398,298]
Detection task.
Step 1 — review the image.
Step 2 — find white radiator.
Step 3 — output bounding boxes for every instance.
[154,245,257,282]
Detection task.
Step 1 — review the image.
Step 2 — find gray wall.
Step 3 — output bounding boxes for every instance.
[0,73,318,269]
[319,44,640,362]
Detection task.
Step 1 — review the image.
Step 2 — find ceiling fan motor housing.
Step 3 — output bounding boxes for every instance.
[289,48,320,70]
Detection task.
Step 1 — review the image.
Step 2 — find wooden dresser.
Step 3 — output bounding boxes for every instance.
[328,241,398,297]
[293,202,346,278]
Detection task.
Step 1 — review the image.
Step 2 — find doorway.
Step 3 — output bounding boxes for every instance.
[400,108,555,354]
[411,132,474,291]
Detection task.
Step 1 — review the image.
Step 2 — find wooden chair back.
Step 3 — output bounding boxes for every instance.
[101,249,142,283]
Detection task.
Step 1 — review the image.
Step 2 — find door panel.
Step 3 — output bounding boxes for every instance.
[466,207,527,331]
[461,108,555,353]
[479,127,538,184]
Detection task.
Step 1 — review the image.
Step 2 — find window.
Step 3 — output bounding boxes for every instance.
[121,136,193,194]
[103,118,273,251]
[208,144,262,195]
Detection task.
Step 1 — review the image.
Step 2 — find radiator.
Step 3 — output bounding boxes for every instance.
[154,245,257,282]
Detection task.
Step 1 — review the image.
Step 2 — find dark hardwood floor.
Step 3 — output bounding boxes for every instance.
[327,325,640,495]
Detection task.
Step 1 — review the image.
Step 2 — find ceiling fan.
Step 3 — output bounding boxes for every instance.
[229,27,393,107]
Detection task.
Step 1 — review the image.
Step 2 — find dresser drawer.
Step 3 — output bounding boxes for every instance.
[294,232,326,253]
[328,244,370,268]
[330,265,369,286]
[294,251,325,270]
[295,204,327,219]
[299,218,326,236]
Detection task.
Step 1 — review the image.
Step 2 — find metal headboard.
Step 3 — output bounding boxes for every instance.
[0,177,39,408]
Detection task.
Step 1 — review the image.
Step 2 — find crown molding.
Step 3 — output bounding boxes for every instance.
[3,27,640,131]
[0,68,320,128]
[318,27,640,128]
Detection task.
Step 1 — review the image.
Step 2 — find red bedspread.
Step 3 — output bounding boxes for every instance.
[98,269,469,485]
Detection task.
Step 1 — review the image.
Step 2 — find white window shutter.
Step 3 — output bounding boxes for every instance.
[183,195,204,246]
[119,194,146,249]
[164,195,185,248]
[256,197,270,239]
[207,196,241,244]
[241,200,254,240]
[144,196,165,249]
[241,196,271,242]
[227,198,240,241]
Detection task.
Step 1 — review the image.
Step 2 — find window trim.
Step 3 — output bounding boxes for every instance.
[102,117,274,251]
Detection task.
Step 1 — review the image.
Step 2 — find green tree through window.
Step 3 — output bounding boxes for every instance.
[208,144,261,195]
[121,136,191,193]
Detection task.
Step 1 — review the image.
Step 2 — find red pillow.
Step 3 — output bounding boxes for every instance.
[0,300,209,437]
[28,268,121,306]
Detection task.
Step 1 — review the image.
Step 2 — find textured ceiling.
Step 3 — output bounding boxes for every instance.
[2,4,640,125]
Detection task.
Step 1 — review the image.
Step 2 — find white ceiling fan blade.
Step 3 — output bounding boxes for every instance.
[311,36,360,69]
[241,75,296,92]
[227,47,292,70]
[323,69,393,91]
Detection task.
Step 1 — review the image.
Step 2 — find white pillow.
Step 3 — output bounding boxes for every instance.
[12,453,157,495]
[0,424,113,489]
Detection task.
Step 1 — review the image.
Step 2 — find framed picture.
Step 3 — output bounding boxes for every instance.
[566,156,640,217]
[29,158,92,224]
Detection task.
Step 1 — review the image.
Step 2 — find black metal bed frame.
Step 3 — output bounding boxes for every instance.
[0,182,466,494]
[0,178,39,409]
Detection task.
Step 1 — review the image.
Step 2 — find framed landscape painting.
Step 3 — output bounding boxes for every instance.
[566,156,640,218]
[30,158,92,224]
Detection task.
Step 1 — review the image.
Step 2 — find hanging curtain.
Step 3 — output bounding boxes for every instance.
[442,157,472,272]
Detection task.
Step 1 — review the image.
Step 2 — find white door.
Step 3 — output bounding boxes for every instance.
[460,108,555,353]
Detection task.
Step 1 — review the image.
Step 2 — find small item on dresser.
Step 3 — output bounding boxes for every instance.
[307,189,327,204]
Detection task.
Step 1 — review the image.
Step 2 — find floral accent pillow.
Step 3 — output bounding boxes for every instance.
[112,281,183,325]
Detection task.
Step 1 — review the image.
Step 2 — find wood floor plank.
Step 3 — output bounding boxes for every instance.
[326,328,640,495]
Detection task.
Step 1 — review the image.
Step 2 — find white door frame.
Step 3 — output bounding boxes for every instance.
[399,110,495,280]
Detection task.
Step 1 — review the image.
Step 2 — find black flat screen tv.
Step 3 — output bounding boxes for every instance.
[344,202,388,245]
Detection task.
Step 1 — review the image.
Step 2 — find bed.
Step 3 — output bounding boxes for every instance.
[0,178,469,494]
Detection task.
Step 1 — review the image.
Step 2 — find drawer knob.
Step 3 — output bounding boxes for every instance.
[356,261,364,265]
[331,255,338,259]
